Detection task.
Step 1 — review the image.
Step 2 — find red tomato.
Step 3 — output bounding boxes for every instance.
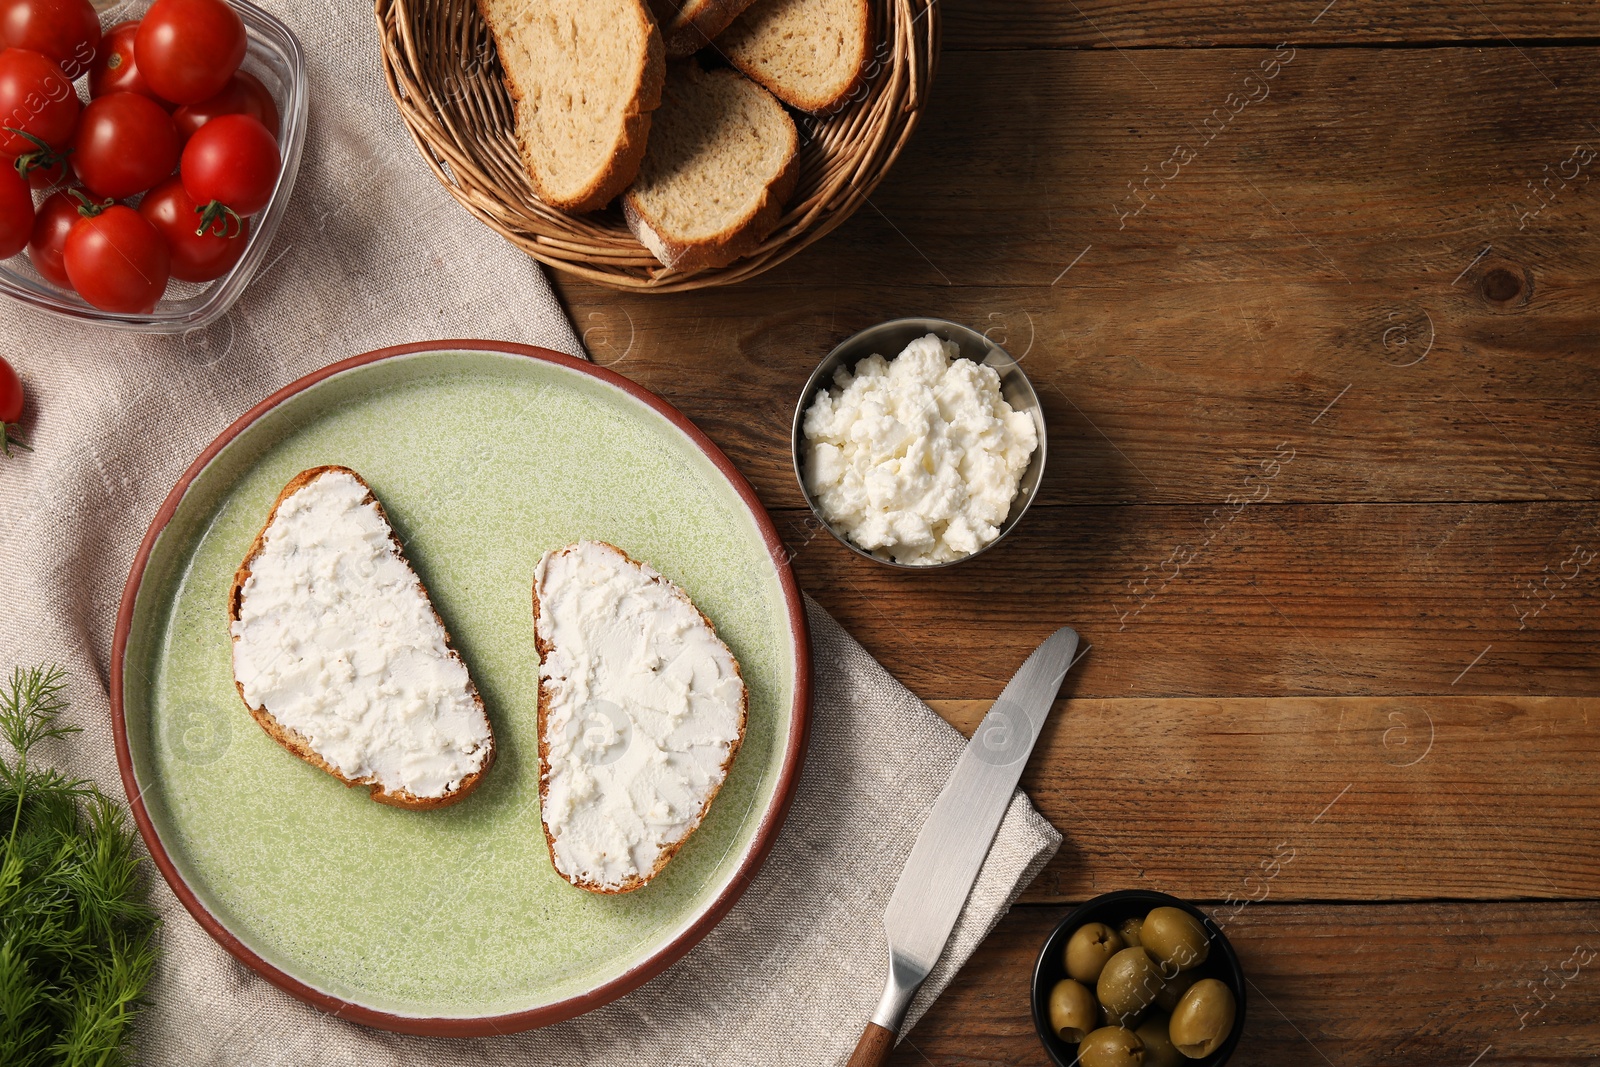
[26,186,76,287]
[0,48,80,158]
[64,201,170,312]
[0,353,24,454]
[0,0,101,78]
[0,158,31,256]
[181,112,277,216]
[139,175,246,282]
[0,354,21,425]
[90,21,170,106]
[135,0,245,105]
[73,92,180,199]
[173,70,277,142]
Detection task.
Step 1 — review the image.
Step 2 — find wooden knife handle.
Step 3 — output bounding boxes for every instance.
[846,1022,896,1067]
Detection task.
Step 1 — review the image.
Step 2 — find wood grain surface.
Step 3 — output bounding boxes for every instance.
[886,902,1600,1065]
[941,0,1600,48]
[925,697,1600,902]
[547,4,1600,1062]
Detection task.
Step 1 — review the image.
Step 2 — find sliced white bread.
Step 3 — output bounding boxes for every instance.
[229,466,495,809]
[649,0,760,59]
[474,0,664,212]
[532,541,748,894]
[623,64,798,272]
[720,0,873,113]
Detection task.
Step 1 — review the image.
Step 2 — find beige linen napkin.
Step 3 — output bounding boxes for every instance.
[0,0,1061,1062]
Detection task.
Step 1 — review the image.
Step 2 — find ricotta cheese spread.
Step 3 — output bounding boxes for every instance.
[802,333,1039,565]
[534,541,746,891]
[230,469,493,799]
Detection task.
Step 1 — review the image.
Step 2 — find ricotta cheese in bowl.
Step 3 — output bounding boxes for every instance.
[801,332,1040,565]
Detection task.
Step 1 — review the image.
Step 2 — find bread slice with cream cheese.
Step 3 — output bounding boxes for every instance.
[229,466,495,809]
[532,541,748,893]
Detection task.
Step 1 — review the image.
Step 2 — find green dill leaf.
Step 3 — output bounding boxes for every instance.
[0,664,159,1067]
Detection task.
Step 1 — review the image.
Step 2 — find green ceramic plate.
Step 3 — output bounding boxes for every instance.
[111,342,810,1035]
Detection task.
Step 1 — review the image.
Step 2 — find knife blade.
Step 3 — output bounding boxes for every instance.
[847,626,1080,1067]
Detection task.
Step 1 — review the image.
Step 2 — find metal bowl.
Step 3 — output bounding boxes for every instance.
[1031,890,1247,1067]
[791,317,1047,569]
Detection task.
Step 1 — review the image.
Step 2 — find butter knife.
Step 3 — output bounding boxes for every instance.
[846,626,1080,1067]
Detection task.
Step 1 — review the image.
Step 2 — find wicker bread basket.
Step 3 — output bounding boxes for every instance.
[375,0,940,292]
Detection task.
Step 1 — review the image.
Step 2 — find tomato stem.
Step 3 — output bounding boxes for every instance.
[5,127,71,184]
[67,189,113,218]
[0,422,29,457]
[194,201,244,239]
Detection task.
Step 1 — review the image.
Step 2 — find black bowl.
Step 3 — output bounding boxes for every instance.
[1031,890,1246,1066]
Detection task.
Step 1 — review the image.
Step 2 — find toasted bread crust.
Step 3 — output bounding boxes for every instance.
[228,465,495,809]
[623,147,797,272]
[656,0,759,58]
[723,0,874,114]
[532,541,748,893]
[475,0,666,213]
[622,67,799,273]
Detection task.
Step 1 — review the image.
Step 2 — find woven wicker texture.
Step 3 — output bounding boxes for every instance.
[376,0,939,291]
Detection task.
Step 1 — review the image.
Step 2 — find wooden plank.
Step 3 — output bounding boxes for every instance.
[755,48,1600,289]
[778,502,1600,699]
[890,901,1600,1066]
[555,47,1600,507]
[922,696,1600,902]
[563,281,1600,508]
[942,0,1600,50]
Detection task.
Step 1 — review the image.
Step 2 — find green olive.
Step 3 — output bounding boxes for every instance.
[1169,978,1237,1059]
[1135,1014,1183,1067]
[1153,968,1199,1013]
[1141,907,1211,973]
[1096,946,1161,1025]
[1118,915,1144,948]
[1065,922,1126,984]
[1047,978,1099,1043]
[1076,1026,1146,1067]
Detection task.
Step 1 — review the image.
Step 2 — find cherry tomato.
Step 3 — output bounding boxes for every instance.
[0,354,24,454]
[0,354,21,423]
[73,92,180,199]
[139,175,246,282]
[0,157,31,256]
[64,200,171,313]
[90,21,170,106]
[173,71,277,142]
[181,112,276,217]
[0,48,80,158]
[0,0,100,78]
[27,186,76,287]
[135,0,245,105]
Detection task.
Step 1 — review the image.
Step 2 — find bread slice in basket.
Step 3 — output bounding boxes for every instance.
[648,0,759,58]
[229,465,495,809]
[622,63,798,271]
[720,0,873,114]
[533,541,748,893]
[474,0,665,212]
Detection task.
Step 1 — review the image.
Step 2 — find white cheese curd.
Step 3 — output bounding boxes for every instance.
[534,541,746,890]
[230,470,492,799]
[802,333,1038,565]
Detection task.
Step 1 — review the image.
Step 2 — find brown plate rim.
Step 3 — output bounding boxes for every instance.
[108,338,813,1036]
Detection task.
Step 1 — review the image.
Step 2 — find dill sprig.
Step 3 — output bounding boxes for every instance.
[0,665,159,1067]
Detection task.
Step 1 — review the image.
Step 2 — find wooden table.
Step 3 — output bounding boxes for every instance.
[550,3,1600,1062]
